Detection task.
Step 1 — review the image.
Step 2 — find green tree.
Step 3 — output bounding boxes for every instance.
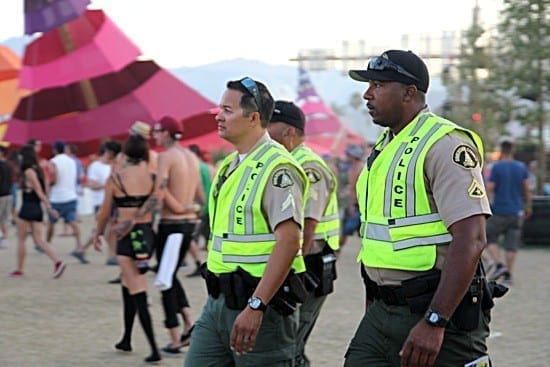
[492,0,550,193]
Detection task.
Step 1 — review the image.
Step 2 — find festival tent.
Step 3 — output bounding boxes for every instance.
[296,67,365,156]
[5,6,217,156]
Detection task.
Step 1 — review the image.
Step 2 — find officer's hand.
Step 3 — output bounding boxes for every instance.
[230,307,263,355]
[399,320,444,367]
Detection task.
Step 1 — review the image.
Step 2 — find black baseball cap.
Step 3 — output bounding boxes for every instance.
[270,100,305,131]
[349,50,429,93]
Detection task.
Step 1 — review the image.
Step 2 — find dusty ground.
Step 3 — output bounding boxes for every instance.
[1,215,549,366]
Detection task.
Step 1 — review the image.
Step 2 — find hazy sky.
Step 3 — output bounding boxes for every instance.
[0,0,502,68]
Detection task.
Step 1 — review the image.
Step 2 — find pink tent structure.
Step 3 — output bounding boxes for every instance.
[5,6,218,156]
[20,9,141,89]
[296,67,364,156]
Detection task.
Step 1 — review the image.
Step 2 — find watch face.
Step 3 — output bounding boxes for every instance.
[250,298,261,308]
[429,313,439,323]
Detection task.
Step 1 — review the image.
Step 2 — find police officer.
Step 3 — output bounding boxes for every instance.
[268,100,340,367]
[184,78,308,367]
[343,50,493,367]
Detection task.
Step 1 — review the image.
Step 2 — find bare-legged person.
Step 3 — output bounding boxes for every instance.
[9,145,65,279]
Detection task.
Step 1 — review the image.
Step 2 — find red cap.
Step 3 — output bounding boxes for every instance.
[155,116,183,140]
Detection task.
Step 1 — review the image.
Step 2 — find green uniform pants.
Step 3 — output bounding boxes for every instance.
[344,299,491,367]
[295,292,327,367]
[184,294,299,367]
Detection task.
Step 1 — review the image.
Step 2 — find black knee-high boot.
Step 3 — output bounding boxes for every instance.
[115,286,136,352]
[133,291,161,363]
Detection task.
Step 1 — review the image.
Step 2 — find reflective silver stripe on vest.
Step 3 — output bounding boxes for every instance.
[405,123,441,216]
[319,213,339,223]
[314,229,340,240]
[212,233,277,251]
[382,115,441,217]
[390,213,444,227]
[228,166,252,232]
[393,233,453,250]
[245,148,281,233]
[362,223,451,249]
[222,254,270,263]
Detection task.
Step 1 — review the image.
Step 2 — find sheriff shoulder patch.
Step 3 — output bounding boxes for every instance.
[305,168,322,183]
[452,144,478,169]
[468,179,486,198]
[272,168,294,188]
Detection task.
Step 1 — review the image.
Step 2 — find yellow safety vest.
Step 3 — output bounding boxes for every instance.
[292,145,340,251]
[207,141,308,277]
[356,112,484,271]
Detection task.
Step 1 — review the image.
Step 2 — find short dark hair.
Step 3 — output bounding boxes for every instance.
[500,140,514,155]
[104,141,122,156]
[123,135,149,163]
[227,78,274,128]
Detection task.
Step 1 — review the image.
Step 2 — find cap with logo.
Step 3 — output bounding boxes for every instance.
[348,50,429,93]
[270,100,305,131]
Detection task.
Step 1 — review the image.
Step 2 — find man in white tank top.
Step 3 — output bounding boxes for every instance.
[46,141,84,259]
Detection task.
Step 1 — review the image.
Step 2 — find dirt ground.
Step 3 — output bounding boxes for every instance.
[1,214,549,366]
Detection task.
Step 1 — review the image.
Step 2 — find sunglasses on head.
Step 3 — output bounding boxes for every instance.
[239,77,262,112]
[368,57,419,82]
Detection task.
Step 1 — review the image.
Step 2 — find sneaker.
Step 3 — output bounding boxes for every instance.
[490,263,509,281]
[161,343,182,355]
[180,325,194,347]
[53,261,66,278]
[8,270,24,278]
[35,245,44,253]
[71,250,89,264]
[108,277,121,284]
[106,256,118,266]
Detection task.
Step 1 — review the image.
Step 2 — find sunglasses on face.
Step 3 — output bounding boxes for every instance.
[368,57,419,82]
[239,77,262,111]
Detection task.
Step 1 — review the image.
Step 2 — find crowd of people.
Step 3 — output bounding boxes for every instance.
[1,48,532,366]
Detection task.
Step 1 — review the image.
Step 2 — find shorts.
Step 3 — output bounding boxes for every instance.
[18,201,44,222]
[486,214,522,252]
[116,222,154,258]
[48,200,77,223]
[0,195,11,225]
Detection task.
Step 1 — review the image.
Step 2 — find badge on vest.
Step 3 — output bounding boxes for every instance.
[273,168,294,188]
[305,168,322,184]
[468,178,486,198]
[452,144,478,169]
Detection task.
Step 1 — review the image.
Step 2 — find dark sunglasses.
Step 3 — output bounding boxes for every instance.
[239,77,262,112]
[368,57,419,82]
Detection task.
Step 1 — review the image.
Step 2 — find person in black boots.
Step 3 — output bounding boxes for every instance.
[93,134,161,364]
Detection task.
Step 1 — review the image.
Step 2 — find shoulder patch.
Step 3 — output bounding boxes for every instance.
[305,168,322,183]
[272,168,294,188]
[452,144,478,169]
[468,179,486,198]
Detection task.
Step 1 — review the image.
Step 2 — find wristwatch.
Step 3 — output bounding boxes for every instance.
[424,309,448,328]
[248,296,267,312]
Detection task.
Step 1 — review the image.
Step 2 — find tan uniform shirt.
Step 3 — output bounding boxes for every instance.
[367,130,492,285]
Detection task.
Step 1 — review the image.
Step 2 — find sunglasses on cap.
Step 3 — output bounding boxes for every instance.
[239,77,262,112]
[368,57,419,82]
